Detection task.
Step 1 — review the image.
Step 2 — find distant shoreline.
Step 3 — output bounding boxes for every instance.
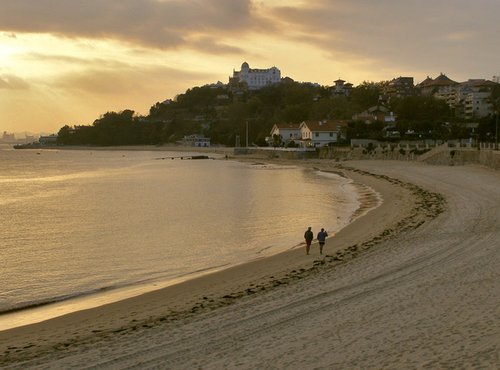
[11,143,235,153]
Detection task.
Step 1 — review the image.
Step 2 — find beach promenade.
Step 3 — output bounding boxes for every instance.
[1,159,499,369]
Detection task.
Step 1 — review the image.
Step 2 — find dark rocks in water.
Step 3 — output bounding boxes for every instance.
[156,155,211,160]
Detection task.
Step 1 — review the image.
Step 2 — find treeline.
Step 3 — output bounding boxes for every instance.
[58,110,169,146]
[57,79,498,146]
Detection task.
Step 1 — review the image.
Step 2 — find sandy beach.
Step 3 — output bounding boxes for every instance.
[1,158,499,369]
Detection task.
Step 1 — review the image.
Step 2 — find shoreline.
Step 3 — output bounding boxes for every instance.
[0,158,444,364]
[0,153,366,329]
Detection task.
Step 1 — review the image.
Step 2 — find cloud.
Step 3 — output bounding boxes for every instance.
[0,74,30,90]
[445,31,475,42]
[19,52,95,65]
[264,0,500,79]
[0,0,269,53]
[1,32,17,39]
[2,0,499,72]
[0,61,216,132]
[185,37,245,55]
[53,64,212,96]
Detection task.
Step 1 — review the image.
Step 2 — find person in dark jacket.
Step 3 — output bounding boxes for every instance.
[304,227,314,255]
[317,228,328,255]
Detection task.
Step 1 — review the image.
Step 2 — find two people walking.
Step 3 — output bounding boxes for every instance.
[304,227,328,255]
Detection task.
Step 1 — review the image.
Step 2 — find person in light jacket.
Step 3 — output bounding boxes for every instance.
[317,228,328,255]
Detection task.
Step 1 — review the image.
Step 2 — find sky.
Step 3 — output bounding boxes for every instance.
[1,0,499,134]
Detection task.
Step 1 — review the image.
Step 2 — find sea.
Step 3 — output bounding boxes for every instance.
[0,145,362,329]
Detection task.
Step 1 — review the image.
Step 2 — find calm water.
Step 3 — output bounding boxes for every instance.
[0,146,360,324]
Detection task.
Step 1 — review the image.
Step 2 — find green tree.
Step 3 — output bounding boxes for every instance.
[350,82,381,110]
[390,96,451,123]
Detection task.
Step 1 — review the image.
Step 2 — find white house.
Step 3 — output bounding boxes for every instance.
[231,62,281,90]
[299,120,340,147]
[269,123,301,146]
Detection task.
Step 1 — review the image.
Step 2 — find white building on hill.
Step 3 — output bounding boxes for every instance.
[231,62,281,90]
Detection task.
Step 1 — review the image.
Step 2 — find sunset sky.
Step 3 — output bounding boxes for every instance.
[1,0,499,134]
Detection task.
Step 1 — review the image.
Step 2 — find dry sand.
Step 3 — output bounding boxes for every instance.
[0,159,498,369]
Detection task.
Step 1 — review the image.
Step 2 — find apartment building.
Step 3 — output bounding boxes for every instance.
[383,76,415,98]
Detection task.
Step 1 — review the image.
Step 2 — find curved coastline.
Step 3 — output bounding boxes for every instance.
[0,156,441,364]
[0,155,364,327]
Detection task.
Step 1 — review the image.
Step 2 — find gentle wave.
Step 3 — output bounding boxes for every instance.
[0,167,129,184]
[0,261,234,315]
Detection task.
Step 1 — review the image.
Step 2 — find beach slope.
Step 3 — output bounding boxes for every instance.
[1,160,499,369]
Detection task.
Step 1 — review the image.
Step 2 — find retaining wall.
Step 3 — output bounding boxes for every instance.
[233,145,499,170]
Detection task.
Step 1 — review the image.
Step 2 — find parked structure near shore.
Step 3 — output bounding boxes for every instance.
[180,134,211,147]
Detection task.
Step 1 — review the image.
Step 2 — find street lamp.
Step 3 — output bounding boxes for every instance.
[246,120,249,148]
[496,111,498,150]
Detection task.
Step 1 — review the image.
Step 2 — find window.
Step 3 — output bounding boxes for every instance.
[315,132,319,137]
[329,132,333,137]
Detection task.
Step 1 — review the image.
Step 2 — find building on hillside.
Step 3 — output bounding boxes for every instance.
[383,76,415,98]
[230,62,281,91]
[268,123,301,146]
[331,79,353,96]
[417,73,459,104]
[299,120,346,147]
[456,79,499,119]
[418,76,499,118]
[464,91,493,120]
[416,73,462,113]
[352,104,396,124]
[418,73,498,120]
[459,79,499,91]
